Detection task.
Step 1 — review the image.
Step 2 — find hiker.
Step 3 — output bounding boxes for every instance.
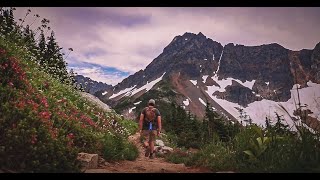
[139,99,162,159]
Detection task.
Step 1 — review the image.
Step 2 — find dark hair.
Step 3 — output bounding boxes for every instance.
[148,103,155,106]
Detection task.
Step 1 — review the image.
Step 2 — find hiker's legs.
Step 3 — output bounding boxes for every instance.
[142,130,151,157]
[141,130,150,147]
[149,139,154,153]
[149,130,157,155]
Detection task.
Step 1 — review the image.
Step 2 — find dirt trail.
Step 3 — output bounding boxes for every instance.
[85,132,213,173]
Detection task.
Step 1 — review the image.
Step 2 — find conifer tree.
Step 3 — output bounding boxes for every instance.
[45,31,68,81]
[37,30,46,66]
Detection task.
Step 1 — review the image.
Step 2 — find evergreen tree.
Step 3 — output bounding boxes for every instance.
[68,69,77,87]
[38,30,46,66]
[45,31,68,81]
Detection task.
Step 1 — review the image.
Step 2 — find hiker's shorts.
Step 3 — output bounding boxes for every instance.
[141,130,157,143]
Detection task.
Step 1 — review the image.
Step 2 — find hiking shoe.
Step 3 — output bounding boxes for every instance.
[145,148,150,157]
[149,153,154,159]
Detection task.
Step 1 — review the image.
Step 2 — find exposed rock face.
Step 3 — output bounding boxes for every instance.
[100,32,223,102]
[217,43,294,103]
[75,75,112,95]
[77,153,99,169]
[213,81,258,107]
[96,32,319,128]
[311,42,320,83]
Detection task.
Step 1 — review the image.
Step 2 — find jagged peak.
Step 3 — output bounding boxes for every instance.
[314,41,320,50]
[182,32,197,37]
[180,32,208,40]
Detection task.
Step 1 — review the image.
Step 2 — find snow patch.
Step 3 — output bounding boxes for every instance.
[109,85,137,99]
[204,58,207,61]
[183,98,190,106]
[202,75,209,83]
[134,101,142,105]
[102,91,108,96]
[215,49,224,74]
[129,107,136,113]
[213,54,215,60]
[206,80,320,127]
[185,38,188,40]
[206,87,241,120]
[130,72,166,96]
[190,80,197,86]
[265,82,270,86]
[209,76,255,92]
[199,98,207,106]
[256,94,261,97]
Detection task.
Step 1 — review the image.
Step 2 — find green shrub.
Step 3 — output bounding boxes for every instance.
[102,133,138,161]
[165,150,189,164]
[118,119,138,136]
[234,124,320,172]
[186,142,236,172]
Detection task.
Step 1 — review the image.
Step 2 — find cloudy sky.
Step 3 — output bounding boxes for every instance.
[13,7,320,85]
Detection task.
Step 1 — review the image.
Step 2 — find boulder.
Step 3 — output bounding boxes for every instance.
[162,146,174,153]
[155,139,165,147]
[77,153,99,169]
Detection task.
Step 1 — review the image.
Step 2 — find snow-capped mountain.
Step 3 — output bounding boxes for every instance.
[75,75,112,95]
[96,32,320,129]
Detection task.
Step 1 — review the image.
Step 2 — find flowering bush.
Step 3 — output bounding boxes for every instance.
[0,7,138,172]
[0,42,138,172]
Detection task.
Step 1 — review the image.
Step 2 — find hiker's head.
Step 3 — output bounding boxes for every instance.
[148,99,155,107]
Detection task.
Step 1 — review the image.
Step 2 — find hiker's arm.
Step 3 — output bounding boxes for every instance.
[139,113,144,133]
[157,116,162,135]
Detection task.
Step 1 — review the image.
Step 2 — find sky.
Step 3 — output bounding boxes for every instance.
[13,7,320,85]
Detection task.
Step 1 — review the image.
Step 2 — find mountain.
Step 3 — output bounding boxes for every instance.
[75,75,112,95]
[96,32,320,129]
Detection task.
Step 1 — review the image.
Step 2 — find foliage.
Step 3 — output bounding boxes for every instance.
[102,133,138,161]
[118,118,139,137]
[0,7,139,172]
[202,102,241,143]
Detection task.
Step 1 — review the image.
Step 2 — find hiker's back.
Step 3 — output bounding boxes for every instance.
[145,107,156,122]
[143,107,160,130]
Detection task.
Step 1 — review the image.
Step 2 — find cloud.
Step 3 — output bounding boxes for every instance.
[13,7,320,85]
[68,63,128,86]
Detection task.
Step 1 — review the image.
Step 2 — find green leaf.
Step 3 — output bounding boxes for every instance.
[256,137,263,148]
[243,150,255,159]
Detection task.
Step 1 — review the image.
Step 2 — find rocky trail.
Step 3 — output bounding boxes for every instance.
[85,132,213,173]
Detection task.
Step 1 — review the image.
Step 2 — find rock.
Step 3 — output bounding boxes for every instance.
[104,162,110,166]
[154,145,161,152]
[77,153,99,169]
[98,157,105,164]
[102,31,320,122]
[154,145,173,154]
[162,146,174,153]
[155,140,165,147]
[75,75,112,95]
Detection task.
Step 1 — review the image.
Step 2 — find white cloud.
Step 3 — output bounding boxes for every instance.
[69,66,126,86]
[13,7,320,85]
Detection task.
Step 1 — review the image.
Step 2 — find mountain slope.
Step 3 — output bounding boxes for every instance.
[97,32,320,129]
[75,75,112,95]
[0,34,136,172]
